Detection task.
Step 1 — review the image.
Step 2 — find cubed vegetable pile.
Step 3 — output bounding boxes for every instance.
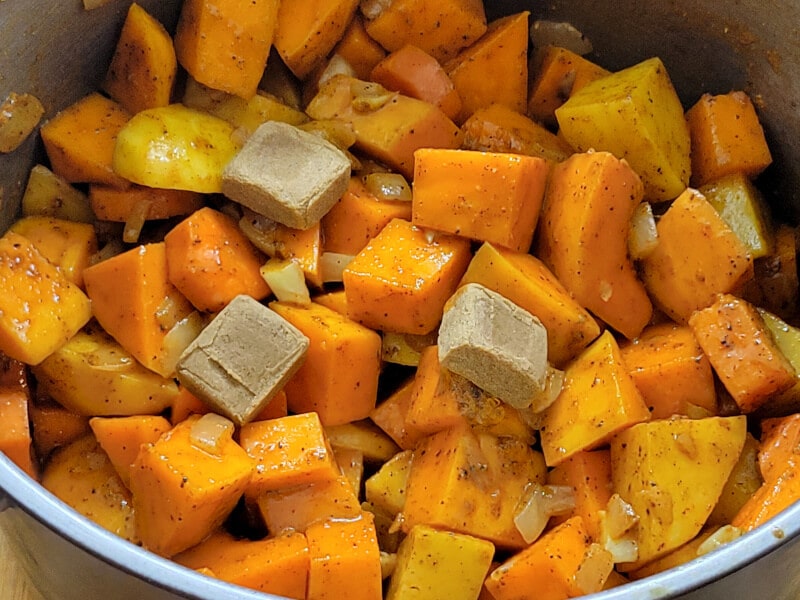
[1,0,799,599]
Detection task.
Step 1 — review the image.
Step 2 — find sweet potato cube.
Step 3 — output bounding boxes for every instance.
[306,513,383,600]
[273,0,358,79]
[103,3,177,114]
[0,388,36,478]
[460,103,573,163]
[444,11,529,123]
[256,475,362,534]
[538,151,652,339]
[176,295,308,425]
[175,530,309,599]
[688,294,796,414]
[175,0,279,99]
[555,57,690,201]
[540,331,651,467]
[322,177,412,255]
[611,416,747,570]
[438,283,549,409]
[83,242,194,375]
[239,412,340,497]
[686,91,773,187]
[222,121,351,231]
[387,524,495,600]
[306,75,462,179]
[732,462,800,532]
[459,242,600,367]
[343,218,472,334]
[619,323,717,419]
[412,148,548,252]
[164,207,270,313]
[0,232,92,365]
[484,517,592,600]
[269,301,381,426]
[40,93,130,188]
[528,45,611,128]
[371,44,462,121]
[363,0,487,64]
[130,414,254,557]
[547,450,612,542]
[89,184,203,223]
[9,216,97,289]
[403,426,546,550]
[641,187,753,323]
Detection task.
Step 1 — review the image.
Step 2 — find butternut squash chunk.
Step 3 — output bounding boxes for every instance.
[89,184,203,223]
[555,57,690,201]
[641,188,753,323]
[306,75,462,179]
[333,14,387,81]
[89,415,172,488]
[686,91,773,188]
[164,207,270,313]
[0,387,36,478]
[444,11,529,123]
[174,530,309,599]
[538,151,652,339]
[688,294,796,414]
[83,242,194,376]
[40,93,131,188]
[175,0,279,99]
[0,232,92,365]
[412,148,548,252]
[459,242,600,367]
[29,400,90,458]
[362,0,487,64]
[343,218,472,334]
[368,377,422,451]
[540,331,651,467]
[270,301,382,426]
[611,416,747,570]
[619,323,717,419]
[104,3,177,114]
[130,414,255,557]
[273,0,358,80]
[305,513,383,600]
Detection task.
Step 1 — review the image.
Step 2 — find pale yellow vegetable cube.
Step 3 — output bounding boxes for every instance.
[21,164,95,223]
[556,57,690,201]
[387,524,494,600]
[365,449,413,517]
[0,92,45,153]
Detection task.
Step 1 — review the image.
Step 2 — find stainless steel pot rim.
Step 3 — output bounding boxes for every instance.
[0,450,795,600]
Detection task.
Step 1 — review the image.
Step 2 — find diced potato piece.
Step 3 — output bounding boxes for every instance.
[324,420,400,463]
[757,309,800,416]
[364,450,413,517]
[611,416,747,570]
[21,164,95,223]
[741,224,799,323]
[0,92,45,153]
[556,57,690,201]
[708,432,762,525]
[387,524,495,600]
[112,104,240,193]
[32,326,179,417]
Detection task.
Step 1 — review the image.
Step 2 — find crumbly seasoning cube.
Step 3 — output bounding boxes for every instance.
[222,121,351,230]
[176,294,309,425]
[438,283,548,409]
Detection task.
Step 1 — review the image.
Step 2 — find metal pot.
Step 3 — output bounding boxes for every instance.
[1,0,799,598]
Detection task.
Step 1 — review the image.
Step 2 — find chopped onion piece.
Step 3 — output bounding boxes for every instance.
[364,172,412,202]
[360,0,391,19]
[350,80,396,113]
[599,508,639,563]
[122,199,151,244]
[260,258,311,305]
[299,119,357,150]
[573,543,614,595]
[190,413,234,451]
[239,208,281,257]
[530,20,593,55]
[157,311,206,377]
[380,551,397,580]
[514,483,576,544]
[320,252,355,283]
[90,238,125,265]
[530,365,565,412]
[319,53,357,89]
[628,201,659,260]
[606,493,639,538]
[424,229,437,244]
[696,525,743,557]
